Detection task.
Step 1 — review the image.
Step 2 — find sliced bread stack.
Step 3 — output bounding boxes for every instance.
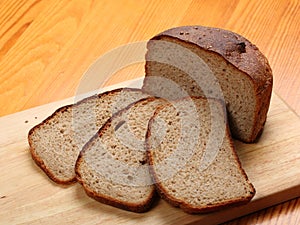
[146,97,255,213]
[75,97,166,212]
[28,88,149,184]
[28,90,256,213]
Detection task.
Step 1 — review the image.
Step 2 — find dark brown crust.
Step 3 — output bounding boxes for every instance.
[143,25,273,143]
[80,180,158,213]
[28,88,149,185]
[77,146,158,213]
[75,97,163,212]
[146,96,255,214]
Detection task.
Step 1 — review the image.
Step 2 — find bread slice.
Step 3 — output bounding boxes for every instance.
[28,88,149,185]
[146,97,255,213]
[142,25,273,143]
[75,97,166,213]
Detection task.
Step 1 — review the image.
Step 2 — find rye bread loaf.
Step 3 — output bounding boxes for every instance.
[142,25,273,143]
[75,97,166,212]
[146,97,255,213]
[28,88,149,185]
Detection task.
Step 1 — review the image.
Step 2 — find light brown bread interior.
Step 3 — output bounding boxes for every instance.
[143,26,273,143]
[75,97,166,212]
[147,97,255,213]
[28,88,149,184]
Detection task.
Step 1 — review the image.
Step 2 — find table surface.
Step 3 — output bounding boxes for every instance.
[0,0,299,224]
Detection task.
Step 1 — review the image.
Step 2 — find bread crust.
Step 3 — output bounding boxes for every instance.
[76,152,158,213]
[75,97,162,212]
[76,147,158,213]
[144,25,273,143]
[28,88,149,185]
[146,96,255,213]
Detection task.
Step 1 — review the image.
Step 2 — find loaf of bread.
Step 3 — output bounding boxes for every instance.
[142,25,273,143]
[146,97,255,213]
[75,97,166,212]
[28,88,149,184]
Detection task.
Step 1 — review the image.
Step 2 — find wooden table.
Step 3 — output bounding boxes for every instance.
[0,0,299,224]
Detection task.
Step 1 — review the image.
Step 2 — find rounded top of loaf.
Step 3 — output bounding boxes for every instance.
[150,25,273,92]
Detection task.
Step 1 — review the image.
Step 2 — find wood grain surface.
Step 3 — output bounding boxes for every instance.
[0,0,299,224]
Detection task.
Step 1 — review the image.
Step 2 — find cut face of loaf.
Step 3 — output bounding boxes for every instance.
[146,97,256,213]
[28,88,149,184]
[75,97,166,213]
[142,25,273,143]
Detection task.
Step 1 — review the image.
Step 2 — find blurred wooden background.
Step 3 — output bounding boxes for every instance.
[0,0,299,224]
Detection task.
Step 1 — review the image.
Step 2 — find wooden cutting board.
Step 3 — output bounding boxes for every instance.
[0,79,300,225]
